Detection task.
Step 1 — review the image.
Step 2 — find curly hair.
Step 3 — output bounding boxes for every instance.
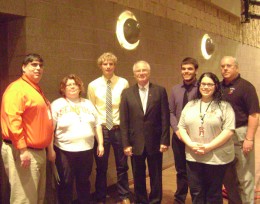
[59,74,85,97]
[97,52,117,67]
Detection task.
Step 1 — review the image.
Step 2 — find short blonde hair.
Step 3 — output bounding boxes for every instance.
[97,52,117,66]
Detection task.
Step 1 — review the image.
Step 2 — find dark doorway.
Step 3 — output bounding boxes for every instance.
[0,12,25,204]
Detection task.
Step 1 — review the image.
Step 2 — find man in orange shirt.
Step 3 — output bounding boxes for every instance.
[1,53,54,204]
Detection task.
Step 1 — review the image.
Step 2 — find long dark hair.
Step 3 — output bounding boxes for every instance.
[197,72,222,103]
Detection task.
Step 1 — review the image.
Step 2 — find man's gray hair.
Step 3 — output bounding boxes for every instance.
[133,60,151,72]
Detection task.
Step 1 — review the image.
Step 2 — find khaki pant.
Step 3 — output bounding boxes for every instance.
[1,142,47,204]
[234,126,255,204]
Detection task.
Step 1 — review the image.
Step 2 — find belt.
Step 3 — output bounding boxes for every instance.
[3,139,44,151]
[101,125,120,131]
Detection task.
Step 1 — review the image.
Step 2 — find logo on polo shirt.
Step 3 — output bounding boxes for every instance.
[228,87,235,95]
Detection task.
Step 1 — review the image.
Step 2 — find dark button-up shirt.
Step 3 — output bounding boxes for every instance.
[169,80,198,132]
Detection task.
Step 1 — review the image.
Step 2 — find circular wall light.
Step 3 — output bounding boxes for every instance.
[201,34,215,60]
[116,10,140,50]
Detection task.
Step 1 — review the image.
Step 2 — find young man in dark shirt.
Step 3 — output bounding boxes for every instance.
[169,57,199,204]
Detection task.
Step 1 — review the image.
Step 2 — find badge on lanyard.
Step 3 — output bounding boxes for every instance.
[199,126,204,137]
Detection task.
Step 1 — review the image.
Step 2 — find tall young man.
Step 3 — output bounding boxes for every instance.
[88,52,130,204]
[169,57,199,204]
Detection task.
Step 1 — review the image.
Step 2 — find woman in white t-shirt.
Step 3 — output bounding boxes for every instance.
[51,74,104,204]
[178,72,235,204]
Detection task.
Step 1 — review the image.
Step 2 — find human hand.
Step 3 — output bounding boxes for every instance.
[124,146,133,156]
[160,144,169,153]
[188,142,209,155]
[47,148,56,162]
[20,148,31,168]
[189,142,202,151]
[175,130,182,141]
[242,139,254,155]
[194,144,211,155]
[97,144,104,157]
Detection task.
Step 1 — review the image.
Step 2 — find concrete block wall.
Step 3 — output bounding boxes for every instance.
[108,0,259,47]
[107,0,260,97]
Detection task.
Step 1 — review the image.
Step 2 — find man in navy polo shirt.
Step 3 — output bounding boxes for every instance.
[221,56,259,204]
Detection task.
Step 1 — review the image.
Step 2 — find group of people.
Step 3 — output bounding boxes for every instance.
[170,56,259,204]
[0,52,259,204]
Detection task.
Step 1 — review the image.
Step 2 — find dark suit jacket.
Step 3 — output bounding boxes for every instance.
[120,83,170,155]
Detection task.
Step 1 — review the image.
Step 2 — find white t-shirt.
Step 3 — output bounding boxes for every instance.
[178,99,235,165]
[51,97,101,152]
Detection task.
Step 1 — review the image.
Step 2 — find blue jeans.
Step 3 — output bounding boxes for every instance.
[186,161,228,204]
[94,128,130,202]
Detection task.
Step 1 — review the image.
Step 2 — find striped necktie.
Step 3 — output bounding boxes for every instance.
[106,80,113,130]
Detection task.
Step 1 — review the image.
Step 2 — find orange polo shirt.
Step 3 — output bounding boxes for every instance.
[1,76,53,149]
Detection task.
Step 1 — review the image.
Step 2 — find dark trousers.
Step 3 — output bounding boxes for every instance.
[172,133,188,204]
[54,146,93,204]
[131,150,163,204]
[94,128,130,202]
[223,158,242,204]
[186,161,228,204]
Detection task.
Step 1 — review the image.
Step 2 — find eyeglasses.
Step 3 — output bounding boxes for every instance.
[200,83,215,88]
[66,83,78,87]
[30,62,44,68]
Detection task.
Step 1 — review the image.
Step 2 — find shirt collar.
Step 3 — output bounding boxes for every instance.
[21,75,41,91]
[102,74,116,84]
[181,79,198,88]
[138,82,149,90]
[222,74,240,87]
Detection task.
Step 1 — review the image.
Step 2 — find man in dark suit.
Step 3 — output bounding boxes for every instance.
[120,60,170,204]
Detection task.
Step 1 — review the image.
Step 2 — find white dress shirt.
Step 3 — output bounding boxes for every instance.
[88,74,129,125]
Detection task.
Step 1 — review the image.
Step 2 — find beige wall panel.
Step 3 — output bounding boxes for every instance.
[210,0,240,17]
[26,0,57,21]
[0,0,25,16]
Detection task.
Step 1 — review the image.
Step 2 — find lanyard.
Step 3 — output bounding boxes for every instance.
[21,77,50,107]
[199,100,213,125]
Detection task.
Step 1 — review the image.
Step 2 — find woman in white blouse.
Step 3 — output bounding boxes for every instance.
[50,74,104,204]
[178,72,235,204]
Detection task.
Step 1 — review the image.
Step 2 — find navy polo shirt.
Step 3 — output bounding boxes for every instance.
[221,74,259,128]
